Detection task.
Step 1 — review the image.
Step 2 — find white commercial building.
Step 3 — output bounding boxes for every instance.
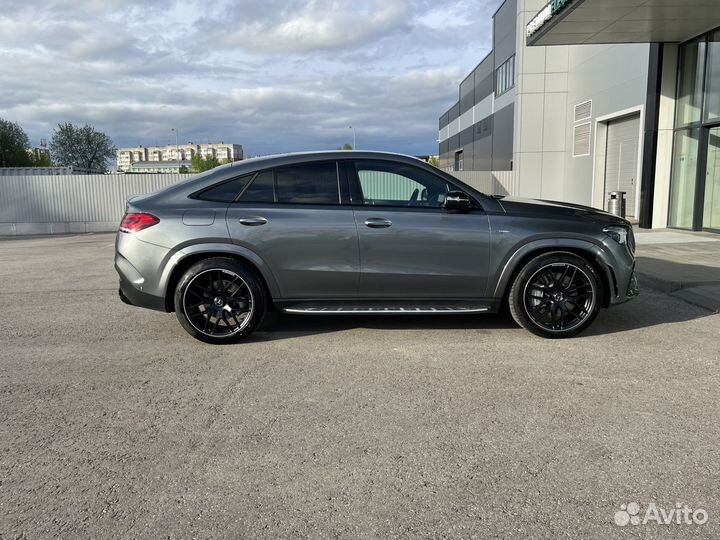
[439,0,720,232]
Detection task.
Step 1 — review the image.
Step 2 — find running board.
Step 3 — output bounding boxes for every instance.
[283,306,490,314]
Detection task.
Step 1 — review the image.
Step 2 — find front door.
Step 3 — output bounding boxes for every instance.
[347,160,491,299]
[226,161,359,299]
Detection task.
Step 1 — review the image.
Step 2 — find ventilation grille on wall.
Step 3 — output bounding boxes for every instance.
[574,100,592,122]
[573,122,592,157]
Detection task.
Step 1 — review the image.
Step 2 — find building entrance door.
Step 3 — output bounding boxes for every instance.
[703,127,720,231]
[604,113,641,219]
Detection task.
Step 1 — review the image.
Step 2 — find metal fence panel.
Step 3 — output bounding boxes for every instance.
[0,174,191,235]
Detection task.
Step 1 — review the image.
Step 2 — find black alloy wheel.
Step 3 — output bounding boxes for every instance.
[175,258,265,344]
[509,252,602,338]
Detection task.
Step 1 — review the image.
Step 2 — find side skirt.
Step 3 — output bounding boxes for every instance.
[274,299,502,315]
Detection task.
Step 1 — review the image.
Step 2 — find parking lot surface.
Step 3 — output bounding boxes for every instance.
[1,233,719,539]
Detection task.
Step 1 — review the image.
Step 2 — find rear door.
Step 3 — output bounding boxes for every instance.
[347,159,491,299]
[226,161,359,299]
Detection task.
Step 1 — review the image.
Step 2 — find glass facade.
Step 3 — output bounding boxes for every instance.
[675,38,705,128]
[669,28,720,231]
[669,128,700,228]
[705,128,720,229]
[704,31,720,123]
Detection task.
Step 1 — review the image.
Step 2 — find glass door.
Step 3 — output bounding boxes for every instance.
[705,127,720,230]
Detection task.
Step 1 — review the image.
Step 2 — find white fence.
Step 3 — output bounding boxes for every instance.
[0,174,190,236]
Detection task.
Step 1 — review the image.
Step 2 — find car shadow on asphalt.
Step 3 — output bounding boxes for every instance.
[245,289,715,343]
[248,311,519,342]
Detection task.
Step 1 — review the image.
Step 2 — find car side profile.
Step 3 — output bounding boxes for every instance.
[115,150,638,343]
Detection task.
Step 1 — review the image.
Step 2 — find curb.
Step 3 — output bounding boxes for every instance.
[636,271,720,312]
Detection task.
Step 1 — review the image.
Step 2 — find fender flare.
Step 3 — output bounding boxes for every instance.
[159,241,282,300]
[491,237,615,299]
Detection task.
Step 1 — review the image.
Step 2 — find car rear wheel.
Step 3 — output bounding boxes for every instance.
[508,252,601,339]
[174,257,265,344]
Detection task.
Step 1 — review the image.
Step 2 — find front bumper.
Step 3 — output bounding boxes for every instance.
[607,262,639,306]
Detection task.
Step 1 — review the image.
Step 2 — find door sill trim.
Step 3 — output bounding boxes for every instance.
[283,306,490,314]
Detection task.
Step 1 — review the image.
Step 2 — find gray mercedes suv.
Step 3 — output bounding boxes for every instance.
[115,151,638,343]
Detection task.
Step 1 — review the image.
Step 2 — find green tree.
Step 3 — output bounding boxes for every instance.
[428,156,440,168]
[49,122,116,172]
[335,143,353,151]
[190,153,223,173]
[29,149,52,167]
[178,164,189,173]
[0,118,33,167]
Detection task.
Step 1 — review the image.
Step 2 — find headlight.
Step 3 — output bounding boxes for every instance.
[603,225,628,245]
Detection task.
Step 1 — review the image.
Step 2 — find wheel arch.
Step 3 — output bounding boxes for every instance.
[161,243,279,312]
[493,240,615,308]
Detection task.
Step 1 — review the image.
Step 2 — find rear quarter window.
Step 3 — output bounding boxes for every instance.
[237,162,340,204]
[193,174,253,202]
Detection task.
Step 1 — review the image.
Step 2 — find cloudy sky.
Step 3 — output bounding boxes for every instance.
[0,0,498,157]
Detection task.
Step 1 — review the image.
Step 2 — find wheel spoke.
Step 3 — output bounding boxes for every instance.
[567,267,578,288]
[531,299,551,313]
[558,265,570,287]
[222,276,238,294]
[229,282,248,298]
[202,312,211,333]
[187,287,205,300]
[210,313,220,335]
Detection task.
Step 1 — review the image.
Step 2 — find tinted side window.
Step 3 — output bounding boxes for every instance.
[239,171,274,203]
[354,161,450,207]
[194,174,252,202]
[275,162,339,204]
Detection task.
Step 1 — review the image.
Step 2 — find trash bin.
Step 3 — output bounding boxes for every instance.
[608,191,626,218]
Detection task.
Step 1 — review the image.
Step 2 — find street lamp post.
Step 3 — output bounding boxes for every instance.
[348,125,356,150]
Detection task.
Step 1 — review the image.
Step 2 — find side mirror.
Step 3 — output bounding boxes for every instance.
[443,190,473,212]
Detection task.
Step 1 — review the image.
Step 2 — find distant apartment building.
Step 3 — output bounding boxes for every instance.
[117,142,243,172]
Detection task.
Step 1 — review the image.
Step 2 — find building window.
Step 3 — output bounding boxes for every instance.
[676,37,706,128]
[454,150,464,171]
[495,55,515,97]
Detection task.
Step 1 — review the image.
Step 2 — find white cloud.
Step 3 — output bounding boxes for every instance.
[211,0,411,53]
[0,0,498,156]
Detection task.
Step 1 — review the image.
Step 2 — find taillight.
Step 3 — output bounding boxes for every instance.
[119,212,160,233]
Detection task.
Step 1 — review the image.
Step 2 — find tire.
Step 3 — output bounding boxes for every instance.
[174,257,266,344]
[508,251,602,339]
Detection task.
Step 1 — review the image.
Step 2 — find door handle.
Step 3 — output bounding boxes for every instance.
[238,216,268,226]
[364,217,392,228]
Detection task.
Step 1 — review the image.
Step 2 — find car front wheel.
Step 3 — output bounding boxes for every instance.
[174,257,266,344]
[508,252,602,338]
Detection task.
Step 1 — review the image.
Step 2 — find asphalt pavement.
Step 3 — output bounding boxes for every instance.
[1,233,719,539]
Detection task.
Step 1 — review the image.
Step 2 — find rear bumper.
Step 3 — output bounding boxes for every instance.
[114,231,174,312]
[118,277,166,311]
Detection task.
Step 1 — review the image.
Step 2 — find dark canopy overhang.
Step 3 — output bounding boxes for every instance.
[527,0,720,46]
